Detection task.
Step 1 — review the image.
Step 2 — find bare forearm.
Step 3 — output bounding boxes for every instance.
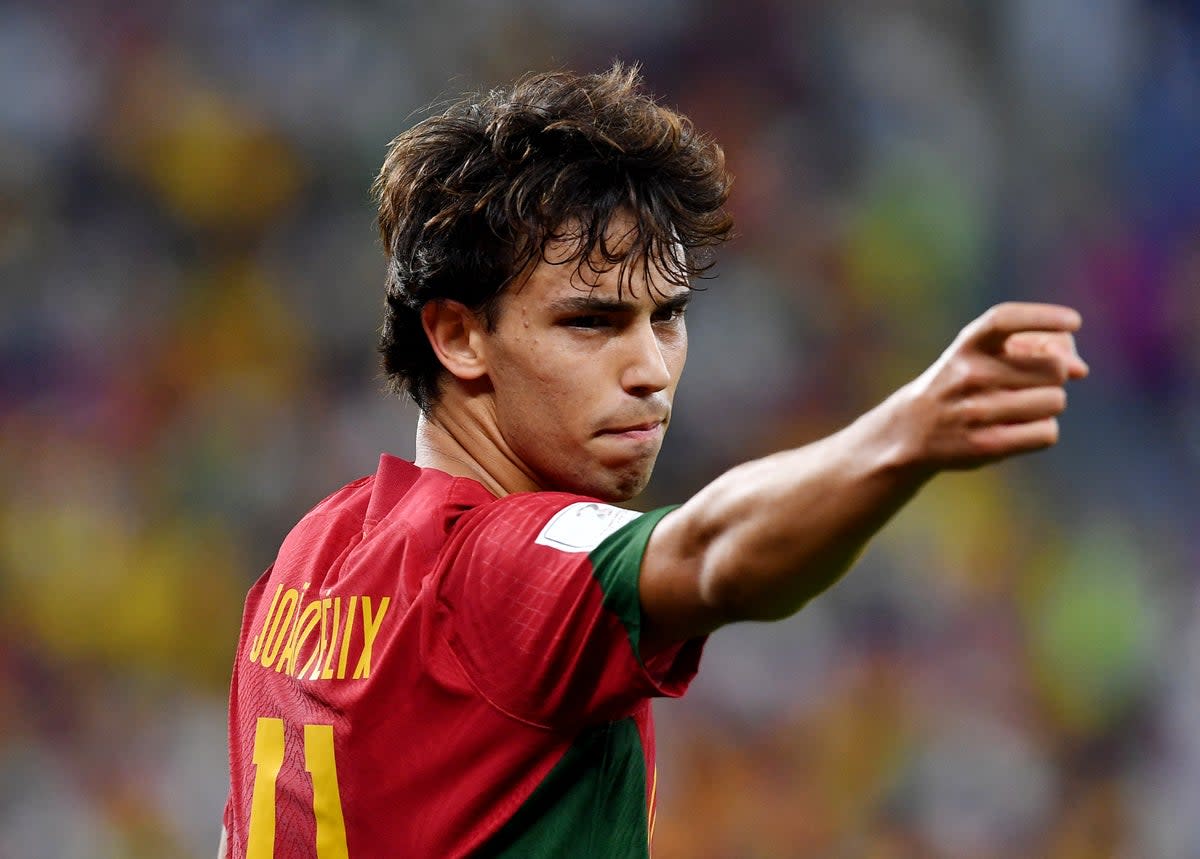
[681,395,927,621]
[639,303,1087,644]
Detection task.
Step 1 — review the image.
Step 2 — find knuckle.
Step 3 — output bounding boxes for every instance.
[958,397,983,426]
[949,357,983,392]
[955,320,984,349]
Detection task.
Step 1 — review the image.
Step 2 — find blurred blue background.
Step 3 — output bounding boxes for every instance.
[1,1,1198,856]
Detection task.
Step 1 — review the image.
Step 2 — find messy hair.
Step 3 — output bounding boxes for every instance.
[372,62,734,411]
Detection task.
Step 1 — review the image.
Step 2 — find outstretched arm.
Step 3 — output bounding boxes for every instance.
[639,302,1088,645]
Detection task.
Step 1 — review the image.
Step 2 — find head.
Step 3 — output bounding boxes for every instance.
[373,64,733,499]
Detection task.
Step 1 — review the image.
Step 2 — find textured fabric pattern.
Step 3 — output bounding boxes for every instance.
[223,455,704,858]
[482,718,650,858]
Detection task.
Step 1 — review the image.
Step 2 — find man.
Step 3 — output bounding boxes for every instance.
[220,64,1087,858]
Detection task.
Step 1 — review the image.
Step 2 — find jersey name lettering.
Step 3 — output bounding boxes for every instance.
[247,585,391,681]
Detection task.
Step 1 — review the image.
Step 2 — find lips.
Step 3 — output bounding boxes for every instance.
[597,417,666,436]
[601,420,662,435]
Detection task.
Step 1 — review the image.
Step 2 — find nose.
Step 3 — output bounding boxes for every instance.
[621,319,673,396]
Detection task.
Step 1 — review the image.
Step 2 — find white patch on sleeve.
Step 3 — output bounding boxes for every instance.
[534,502,642,553]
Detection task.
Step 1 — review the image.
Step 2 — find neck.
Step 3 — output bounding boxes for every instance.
[413,396,541,498]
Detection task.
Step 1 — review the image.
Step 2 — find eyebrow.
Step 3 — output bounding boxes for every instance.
[548,292,693,315]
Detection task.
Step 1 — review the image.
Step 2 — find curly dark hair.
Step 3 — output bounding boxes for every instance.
[372,62,734,411]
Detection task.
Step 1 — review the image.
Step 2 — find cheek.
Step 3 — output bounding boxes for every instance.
[499,374,598,485]
[494,344,585,434]
[673,333,688,377]
[662,333,688,393]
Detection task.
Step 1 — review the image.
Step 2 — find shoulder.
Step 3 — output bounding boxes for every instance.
[453,492,644,555]
[293,474,375,525]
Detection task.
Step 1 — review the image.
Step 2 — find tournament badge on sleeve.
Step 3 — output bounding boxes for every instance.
[534,503,642,553]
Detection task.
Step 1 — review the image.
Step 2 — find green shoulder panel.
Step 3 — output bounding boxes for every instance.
[587,505,679,664]
[481,718,650,858]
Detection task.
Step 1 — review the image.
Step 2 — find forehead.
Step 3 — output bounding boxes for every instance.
[515,220,690,308]
[518,258,690,310]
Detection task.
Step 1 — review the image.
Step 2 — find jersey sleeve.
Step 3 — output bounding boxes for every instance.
[431,493,706,727]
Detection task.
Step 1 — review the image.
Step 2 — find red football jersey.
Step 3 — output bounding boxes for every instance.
[223,454,705,858]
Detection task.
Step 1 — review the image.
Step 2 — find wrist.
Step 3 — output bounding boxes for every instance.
[852,384,939,487]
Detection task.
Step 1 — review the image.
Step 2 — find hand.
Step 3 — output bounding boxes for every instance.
[890,302,1088,471]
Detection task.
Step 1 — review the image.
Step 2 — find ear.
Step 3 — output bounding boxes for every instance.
[421,300,489,382]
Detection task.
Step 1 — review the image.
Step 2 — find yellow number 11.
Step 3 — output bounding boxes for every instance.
[247,717,350,859]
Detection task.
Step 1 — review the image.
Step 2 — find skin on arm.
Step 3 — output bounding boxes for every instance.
[638,302,1089,647]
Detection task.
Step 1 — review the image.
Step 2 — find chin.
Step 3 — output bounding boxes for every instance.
[591,483,642,504]
[548,463,653,503]
[589,465,655,503]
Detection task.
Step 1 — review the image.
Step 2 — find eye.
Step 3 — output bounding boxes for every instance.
[652,305,687,324]
[564,315,610,329]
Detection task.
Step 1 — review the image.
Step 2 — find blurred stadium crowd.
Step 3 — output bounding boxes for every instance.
[1,0,1198,857]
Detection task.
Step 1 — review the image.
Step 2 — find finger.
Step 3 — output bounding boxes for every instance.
[962,352,1072,390]
[1059,333,1090,380]
[1005,332,1090,380]
[965,303,1082,352]
[1005,331,1076,362]
[970,417,1060,458]
[997,351,1073,386]
[962,387,1066,427]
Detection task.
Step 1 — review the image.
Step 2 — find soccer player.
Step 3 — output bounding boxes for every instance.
[219,65,1087,858]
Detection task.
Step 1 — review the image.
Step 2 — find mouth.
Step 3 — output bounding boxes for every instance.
[597,420,665,442]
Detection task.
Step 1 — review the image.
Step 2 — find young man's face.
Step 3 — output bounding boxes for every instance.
[480,232,690,502]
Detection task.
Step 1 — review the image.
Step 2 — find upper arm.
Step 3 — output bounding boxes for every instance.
[637,503,732,652]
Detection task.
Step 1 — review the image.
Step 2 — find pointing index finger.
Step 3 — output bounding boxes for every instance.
[968,302,1083,352]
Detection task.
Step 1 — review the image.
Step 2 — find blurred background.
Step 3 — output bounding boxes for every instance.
[1,0,1198,856]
